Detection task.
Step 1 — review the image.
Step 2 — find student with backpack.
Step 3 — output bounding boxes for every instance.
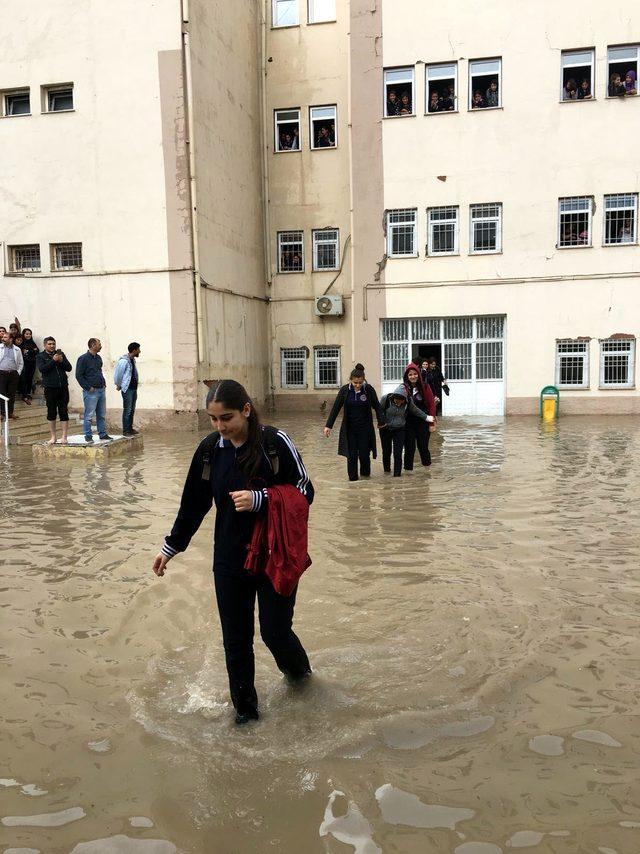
[403,362,437,470]
[379,385,433,476]
[152,380,314,726]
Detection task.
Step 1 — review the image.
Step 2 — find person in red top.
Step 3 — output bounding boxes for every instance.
[403,362,437,469]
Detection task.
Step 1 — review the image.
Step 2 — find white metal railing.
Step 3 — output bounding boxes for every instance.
[0,393,8,448]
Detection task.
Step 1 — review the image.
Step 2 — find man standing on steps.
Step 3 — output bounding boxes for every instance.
[114,342,141,437]
[0,330,24,420]
[75,338,112,443]
[37,337,72,444]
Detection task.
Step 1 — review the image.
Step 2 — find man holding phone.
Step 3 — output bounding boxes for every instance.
[37,337,72,444]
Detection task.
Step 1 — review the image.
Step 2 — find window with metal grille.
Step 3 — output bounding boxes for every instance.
[469,58,501,109]
[555,339,589,388]
[476,316,504,339]
[444,342,472,380]
[274,108,300,152]
[558,196,593,247]
[381,319,409,342]
[603,193,637,245]
[51,242,82,271]
[444,317,473,340]
[312,229,339,270]
[600,338,635,388]
[428,206,459,255]
[281,347,307,388]
[607,45,638,98]
[561,49,594,101]
[273,0,298,27]
[3,90,30,116]
[9,244,41,273]
[384,67,414,117]
[426,62,457,113]
[308,0,335,24]
[278,231,304,272]
[44,85,74,112]
[386,209,417,257]
[470,203,502,253]
[412,319,440,341]
[310,105,337,149]
[476,341,503,379]
[382,342,409,382]
[314,346,340,387]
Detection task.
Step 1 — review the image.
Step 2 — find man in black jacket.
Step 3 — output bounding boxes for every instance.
[36,337,72,444]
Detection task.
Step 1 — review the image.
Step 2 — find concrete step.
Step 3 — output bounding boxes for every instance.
[5,417,81,445]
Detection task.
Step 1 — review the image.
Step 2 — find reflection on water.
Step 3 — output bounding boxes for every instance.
[1,415,640,853]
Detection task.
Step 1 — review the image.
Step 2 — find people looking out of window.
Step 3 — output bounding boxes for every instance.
[563,78,578,100]
[577,78,592,99]
[485,80,499,106]
[619,218,634,243]
[279,130,299,150]
[386,89,400,116]
[624,70,637,95]
[428,91,441,112]
[609,72,626,97]
[315,124,335,147]
[399,91,412,115]
[472,90,486,109]
[428,86,455,113]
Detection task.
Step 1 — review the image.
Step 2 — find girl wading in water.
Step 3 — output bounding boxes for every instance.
[152,380,314,725]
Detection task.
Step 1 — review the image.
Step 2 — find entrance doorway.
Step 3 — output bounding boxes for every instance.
[414,343,442,368]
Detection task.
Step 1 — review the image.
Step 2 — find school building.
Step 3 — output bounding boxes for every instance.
[1,0,639,423]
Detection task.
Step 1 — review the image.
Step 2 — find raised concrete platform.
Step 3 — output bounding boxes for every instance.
[32,432,143,460]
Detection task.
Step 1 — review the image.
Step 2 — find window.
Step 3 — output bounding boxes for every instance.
[426,63,457,113]
[273,0,298,27]
[476,341,503,379]
[561,49,594,101]
[51,242,83,271]
[8,244,41,273]
[274,108,300,152]
[312,228,339,270]
[444,343,472,380]
[44,84,74,112]
[3,89,30,116]
[314,346,340,387]
[281,347,307,388]
[558,196,593,247]
[384,67,414,117]
[381,320,409,382]
[278,230,304,272]
[600,338,635,388]
[607,45,638,97]
[470,203,502,254]
[308,0,335,23]
[603,193,638,245]
[555,339,589,388]
[428,206,459,256]
[310,105,337,149]
[386,209,417,257]
[469,58,501,109]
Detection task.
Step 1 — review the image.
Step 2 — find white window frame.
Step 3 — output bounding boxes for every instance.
[314,346,341,388]
[274,108,301,152]
[2,89,30,117]
[555,339,589,389]
[425,62,458,114]
[603,193,638,245]
[427,206,459,256]
[312,228,339,271]
[8,244,41,273]
[557,196,593,248]
[384,67,415,117]
[309,104,337,149]
[281,347,307,388]
[308,0,335,24]
[273,0,298,27]
[560,49,595,101]
[386,208,418,258]
[277,230,304,273]
[469,203,502,254]
[50,242,83,271]
[43,84,74,113]
[607,45,639,98]
[599,338,636,388]
[468,58,502,110]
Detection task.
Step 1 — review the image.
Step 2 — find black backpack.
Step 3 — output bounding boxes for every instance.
[200,425,280,481]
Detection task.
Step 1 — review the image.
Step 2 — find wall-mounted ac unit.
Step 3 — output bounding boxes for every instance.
[314,295,343,316]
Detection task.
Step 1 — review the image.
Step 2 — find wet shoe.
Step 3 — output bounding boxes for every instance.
[235,709,260,726]
[99,434,113,441]
[84,436,94,444]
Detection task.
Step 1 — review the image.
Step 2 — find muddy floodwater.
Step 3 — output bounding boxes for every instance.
[2,414,640,854]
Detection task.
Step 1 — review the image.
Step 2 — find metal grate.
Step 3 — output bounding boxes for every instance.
[444,342,472,380]
[278,231,304,272]
[600,338,635,387]
[9,244,41,272]
[387,209,417,256]
[603,193,637,245]
[470,203,501,253]
[558,196,592,247]
[314,346,340,387]
[476,341,503,379]
[281,347,307,388]
[412,319,440,341]
[556,339,588,387]
[476,316,504,339]
[381,319,408,342]
[312,229,339,270]
[428,206,458,255]
[444,317,473,340]
[382,342,409,381]
[51,242,82,270]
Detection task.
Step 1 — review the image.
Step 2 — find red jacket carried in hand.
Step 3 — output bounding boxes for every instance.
[245,484,312,596]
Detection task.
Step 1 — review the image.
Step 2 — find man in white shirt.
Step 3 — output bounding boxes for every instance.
[0,330,24,419]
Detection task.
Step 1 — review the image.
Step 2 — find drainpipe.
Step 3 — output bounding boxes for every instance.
[181,0,204,364]
[260,0,273,288]
[346,0,356,363]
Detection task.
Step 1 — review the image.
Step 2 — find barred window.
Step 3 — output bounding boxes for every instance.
[382,342,409,382]
[314,346,340,387]
[273,0,298,27]
[428,206,459,255]
[444,342,472,380]
[274,108,300,152]
[476,316,504,339]
[3,89,30,116]
[386,209,417,257]
[476,341,503,379]
[384,67,414,117]
[45,85,74,112]
[381,319,409,342]
[9,244,41,273]
[444,317,473,340]
[469,58,501,109]
[555,339,589,388]
[51,242,82,271]
[412,319,440,341]
[278,230,304,272]
[603,194,637,245]
[281,347,307,388]
[561,49,594,101]
[600,338,635,388]
[312,228,339,270]
[558,196,593,247]
[470,203,502,253]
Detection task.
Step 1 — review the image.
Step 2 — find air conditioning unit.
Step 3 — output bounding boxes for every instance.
[314,295,343,317]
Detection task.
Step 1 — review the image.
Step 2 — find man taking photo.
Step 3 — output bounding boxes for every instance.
[37,337,72,444]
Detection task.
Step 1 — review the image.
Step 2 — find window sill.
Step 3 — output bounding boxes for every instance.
[469,250,502,256]
[277,270,305,275]
[556,385,590,391]
[52,268,83,273]
[383,114,416,120]
[274,148,301,154]
[313,268,340,273]
[388,254,419,259]
[271,24,300,30]
[468,105,503,112]
[558,98,596,103]
[5,270,42,276]
[0,113,32,119]
[427,252,460,258]
[605,94,638,100]
[556,244,593,250]
[424,110,459,116]
[598,385,635,390]
[307,19,337,25]
[43,108,75,115]
[602,241,638,247]
[310,145,338,151]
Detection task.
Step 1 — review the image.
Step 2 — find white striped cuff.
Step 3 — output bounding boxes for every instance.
[251,489,268,512]
[161,540,178,558]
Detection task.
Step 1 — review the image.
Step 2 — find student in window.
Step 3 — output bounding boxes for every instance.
[485,80,499,107]
[619,218,634,243]
[562,78,578,100]
[624,70,637,95]
[316,125,335,147]
[577,228,589,245]
[279,129,299,151]
[577,78,592,99]
[386,89,401,116]
[472,90,486,109]
[399,91,412,115]
[609,72,626,97]
[443,84,456,111]
[428,90,441,113]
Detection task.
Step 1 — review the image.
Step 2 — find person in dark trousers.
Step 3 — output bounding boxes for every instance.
[379,385,432,476]
[18,328,39,403]
[403,362,437,470]
[36,336,72,444]
[153,380,313,726]
[76,337,112,443]
[114,342,141,436]
[425,357,448,416]
[324,367,383,481]
[0,330,24,420]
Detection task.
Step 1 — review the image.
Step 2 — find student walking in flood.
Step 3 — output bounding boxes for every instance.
[323,366,383,481]
[403,362,437,470]
[379,385,433,477]
[152,380,313,726]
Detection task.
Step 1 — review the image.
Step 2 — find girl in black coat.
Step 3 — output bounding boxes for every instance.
[324,366,383,481]
[19,328,39,403]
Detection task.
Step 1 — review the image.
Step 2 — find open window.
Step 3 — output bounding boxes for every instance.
[557,196,593,247]
[469,58,501,109]
[607,45,638,97]
[308,0,335,23]
[43,84,74,112]
[470,203,502,254]
[2,89,30,116]
[427,206,459,255]
[603,193,638,245]
[274,108,300,152]
[278,230,304,272]
[310,105,336,149]
[386,209,417,257]
[561,49,594,101]
[426,63,457,113]
[384,67,414,117]
[273,0,298,27]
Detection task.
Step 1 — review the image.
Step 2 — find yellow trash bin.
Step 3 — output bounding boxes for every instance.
[540,386,560,420]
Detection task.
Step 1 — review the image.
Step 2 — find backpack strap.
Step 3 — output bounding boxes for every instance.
[262,425,280,475]
[201,431,220,480]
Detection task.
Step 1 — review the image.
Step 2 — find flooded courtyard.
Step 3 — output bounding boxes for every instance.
[1,413,640,854]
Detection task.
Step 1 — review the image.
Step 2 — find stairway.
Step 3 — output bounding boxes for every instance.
[2,396,81,445]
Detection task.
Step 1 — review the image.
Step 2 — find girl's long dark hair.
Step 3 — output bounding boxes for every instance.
[206,380,263,476]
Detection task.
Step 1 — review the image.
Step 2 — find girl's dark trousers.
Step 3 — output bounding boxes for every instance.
[404,415,431,469]
[214,571,311,716]
[346,426,371,481]
[381,428,405,476]
[20,361,36,397]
